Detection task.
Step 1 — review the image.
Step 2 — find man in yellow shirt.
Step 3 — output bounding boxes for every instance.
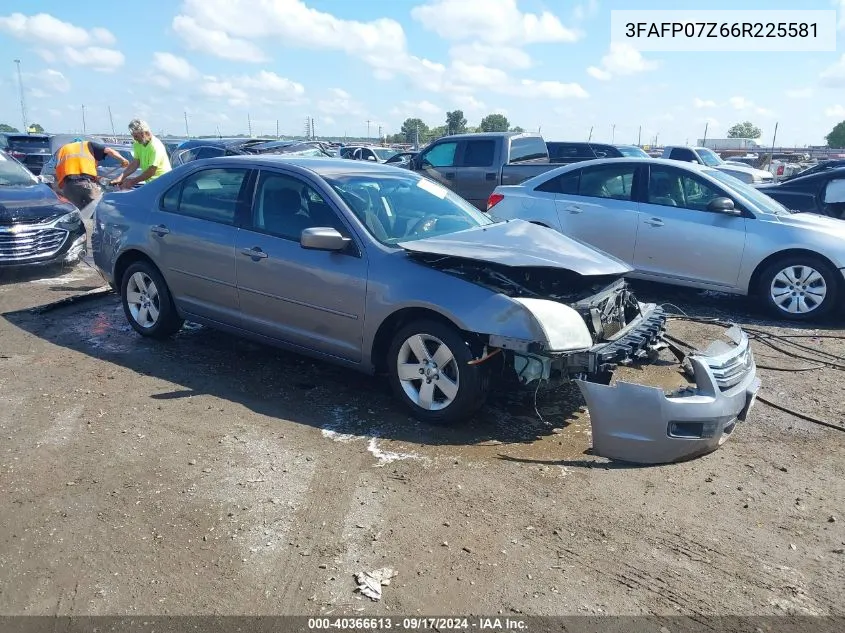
[112,119,171,190]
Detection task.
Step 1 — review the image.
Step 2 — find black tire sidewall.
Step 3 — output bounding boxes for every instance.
[120,261,182,338]
[758,256,839,321]
[387,319,488,425]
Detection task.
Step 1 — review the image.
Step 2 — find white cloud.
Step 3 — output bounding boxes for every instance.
[200,71,304,107]
[37,69,70,93]
[729,95,774,116]
[153,52,197,80]
[450,95,486,112]
[36,49,56,63]
[318,88,366,116]
[63,46,125,72]
[391,100,443,119]
[172,15,268,62]
[514,79,588,100]
[573,0,600,21]
[411,0,580,45]
[825,105,845,117]
[820,54,845,87]
[448,43,532,70]
[786,87,813,99]
[587,43,658,80]
[91,27,116,46]
[693,98,717,108]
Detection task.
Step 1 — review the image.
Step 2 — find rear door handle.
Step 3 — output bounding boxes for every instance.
[150,224,170,236]
[644,218,664,227]
[241,247,268,259]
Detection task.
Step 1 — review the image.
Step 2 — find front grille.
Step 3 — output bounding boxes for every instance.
[0,227,68,262]
[705,337,754,391]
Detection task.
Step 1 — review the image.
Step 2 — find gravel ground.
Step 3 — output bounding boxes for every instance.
[0,262,843,617]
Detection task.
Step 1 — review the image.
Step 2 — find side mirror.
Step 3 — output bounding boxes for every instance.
[300,227,351,251]
[707,197,740,215]
[367,155,377,161]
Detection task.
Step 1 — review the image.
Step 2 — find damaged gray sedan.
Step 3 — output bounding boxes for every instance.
[92,157,760,464]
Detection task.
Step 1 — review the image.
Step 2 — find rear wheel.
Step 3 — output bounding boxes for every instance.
[758,255,839,321]
[121,261,183,338]
[387,320,489,425]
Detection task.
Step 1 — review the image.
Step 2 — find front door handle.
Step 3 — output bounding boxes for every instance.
[241,247,268,259]
[150,224,170,236]
[644,218,664,227]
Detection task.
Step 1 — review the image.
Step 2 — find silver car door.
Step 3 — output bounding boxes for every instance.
[234,170,368,362]
[554,163,641,263]
[146,166,250,325]
[633,164,747,288]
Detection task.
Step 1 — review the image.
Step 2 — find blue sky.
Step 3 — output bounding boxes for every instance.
[1,0,844,144]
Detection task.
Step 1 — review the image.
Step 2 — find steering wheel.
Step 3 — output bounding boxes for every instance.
[408,214,440,236]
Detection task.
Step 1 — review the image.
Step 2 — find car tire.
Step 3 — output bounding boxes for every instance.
[120,261,183,339]
[387,319,489,425]
[758,255,840,321]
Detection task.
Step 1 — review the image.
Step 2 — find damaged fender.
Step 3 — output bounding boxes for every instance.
[575,326,761,465]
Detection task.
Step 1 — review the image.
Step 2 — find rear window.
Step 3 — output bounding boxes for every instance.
[509,136,548,163]
[7,136,50,151]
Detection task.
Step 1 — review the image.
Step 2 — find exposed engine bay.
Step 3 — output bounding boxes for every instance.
[409,253,646,345]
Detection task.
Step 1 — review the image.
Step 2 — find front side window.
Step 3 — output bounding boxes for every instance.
[421,142,458,168]
[252,171,344,241]
[578,164,636,201]
[647,166,723,210]
[174,168,249,224]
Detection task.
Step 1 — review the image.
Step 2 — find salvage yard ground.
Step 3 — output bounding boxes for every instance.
[0,261,843,616]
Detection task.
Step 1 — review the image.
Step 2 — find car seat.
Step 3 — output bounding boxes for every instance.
[649,177,678,207]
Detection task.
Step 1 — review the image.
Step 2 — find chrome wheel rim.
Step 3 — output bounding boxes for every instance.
[126,271,161,328]
[397,334,460,411]
[770,265,827,315]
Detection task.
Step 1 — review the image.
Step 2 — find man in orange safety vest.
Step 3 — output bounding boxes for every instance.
[54,138,130,209]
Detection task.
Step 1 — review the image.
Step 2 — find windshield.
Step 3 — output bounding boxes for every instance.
[706,169,792,214]
[325,173,495,245]
[696,148,723,167]
[7,136,50,152]
[0,152,39,186]
[373,148,399,161]
[616,146,649,158]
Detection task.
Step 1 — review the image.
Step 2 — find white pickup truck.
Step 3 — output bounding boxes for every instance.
[662,146,773,184]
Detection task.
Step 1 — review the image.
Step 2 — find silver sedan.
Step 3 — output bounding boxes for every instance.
[488,158,845,321]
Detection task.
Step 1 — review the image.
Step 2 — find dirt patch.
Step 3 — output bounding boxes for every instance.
[0,276,843,616]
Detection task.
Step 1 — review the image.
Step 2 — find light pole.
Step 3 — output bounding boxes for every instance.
[81,104,87,134]
[611,123,615,143]
[13,59,28,132]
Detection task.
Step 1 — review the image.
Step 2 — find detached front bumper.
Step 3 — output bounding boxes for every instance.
[575,325,760,465]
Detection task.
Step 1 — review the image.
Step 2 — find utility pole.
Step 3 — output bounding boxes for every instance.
[587,126,593,142]
[378,124,383,143]
[703,121,709,145]
[108,106,116,136]
[611,123,616,143]
[276,119,279,139]
[366,119,372,140]
[184,111,190,138]
[216,124,222,138]
[14,59,28,132]
[638,125,642,146]
[311,117,316,140]
[81,104,86,134]
[770,122,779,157]
[247,112,252,137]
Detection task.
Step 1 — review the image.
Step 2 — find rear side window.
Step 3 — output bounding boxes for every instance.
[509,137,548,162]
[536,170,580,194]
[461,140,495,167]
[169,168,250,225]
[668,148,696,162]
[579,164,636,201]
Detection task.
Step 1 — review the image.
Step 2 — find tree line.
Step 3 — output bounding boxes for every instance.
[387,110,524,145]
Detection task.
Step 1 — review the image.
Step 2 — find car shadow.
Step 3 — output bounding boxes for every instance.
[2,296,587,450]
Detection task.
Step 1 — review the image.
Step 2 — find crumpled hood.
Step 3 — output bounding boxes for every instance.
[0,184,71,223]
[398,219,633,276]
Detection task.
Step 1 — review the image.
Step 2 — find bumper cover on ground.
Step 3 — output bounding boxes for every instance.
[575,325,760,465]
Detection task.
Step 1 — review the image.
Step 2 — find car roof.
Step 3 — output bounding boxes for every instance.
[206,155,414,177]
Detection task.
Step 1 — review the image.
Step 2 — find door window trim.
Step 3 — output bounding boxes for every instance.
[157,166,254,226]
[574,162,641,202]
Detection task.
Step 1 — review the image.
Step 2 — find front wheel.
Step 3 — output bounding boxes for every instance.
[387,320,489,425]
[758,256,840,321]
[120,261,184,338]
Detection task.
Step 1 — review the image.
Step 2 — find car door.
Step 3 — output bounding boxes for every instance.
[454,138,497,209]
[633,164,747,288]
[234,169,368,362]
[147,166,251,324]
[553,162,641,263]
[416,140,459,190]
